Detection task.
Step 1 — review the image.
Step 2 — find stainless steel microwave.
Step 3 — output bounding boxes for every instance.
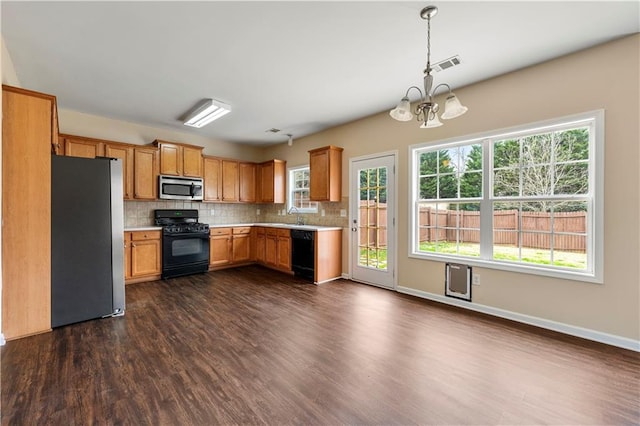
[158,175,204,201]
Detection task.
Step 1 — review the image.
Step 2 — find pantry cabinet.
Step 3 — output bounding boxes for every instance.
[2,85,57,340]
[309,145,343,202]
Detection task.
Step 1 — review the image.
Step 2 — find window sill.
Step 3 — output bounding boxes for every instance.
[408,252,602,284]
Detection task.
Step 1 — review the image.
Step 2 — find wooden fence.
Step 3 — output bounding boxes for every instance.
[419,208,586,252]
[358,201,586,252]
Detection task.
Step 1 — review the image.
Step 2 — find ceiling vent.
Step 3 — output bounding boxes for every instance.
[431,55,462,73]
[265,128,281,133]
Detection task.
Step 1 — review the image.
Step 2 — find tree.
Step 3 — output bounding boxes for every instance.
[419,150,456,199]
[459,144,483,208]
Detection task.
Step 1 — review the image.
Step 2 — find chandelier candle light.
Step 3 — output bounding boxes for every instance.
[389,5,468,128]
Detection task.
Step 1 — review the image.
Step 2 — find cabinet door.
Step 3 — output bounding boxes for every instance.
[265,234,278,266]
[210,228,232,266]
[64,137,104,158]
[105,144,134,199]
[310,149,330,201]
[2,86,54,340]
[159,143,181,176]
[222,160,239,202]
[259,162,274,202]
[232,234,251,263]
[133,148,157,200]
[124,233,132,281]
[131,239,161,277]
[239,162,256,203]
[277,234,292,271]
[203,157,222,202]
[255,228,266,263]
[182,146,203,177]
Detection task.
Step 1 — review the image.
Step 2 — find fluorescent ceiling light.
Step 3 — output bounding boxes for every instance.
[183,99,231,128]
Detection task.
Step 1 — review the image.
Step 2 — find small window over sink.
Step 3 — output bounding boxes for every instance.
[288,165,318,213]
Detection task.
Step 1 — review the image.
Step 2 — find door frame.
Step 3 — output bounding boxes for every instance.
[348,150,398,290]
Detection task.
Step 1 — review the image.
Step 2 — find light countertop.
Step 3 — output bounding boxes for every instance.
[125,224,343,232]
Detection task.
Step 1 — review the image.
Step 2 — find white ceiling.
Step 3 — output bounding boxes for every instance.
[2,1,638,146]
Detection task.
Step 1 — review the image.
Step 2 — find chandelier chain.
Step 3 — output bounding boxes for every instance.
[426,14,431,74]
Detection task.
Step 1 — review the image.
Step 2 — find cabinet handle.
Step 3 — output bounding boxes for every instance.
[132,243,136,247]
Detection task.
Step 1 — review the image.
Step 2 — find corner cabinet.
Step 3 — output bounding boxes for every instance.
[2,85,58,340]
[257,160,286,203]
[309,145,343,202]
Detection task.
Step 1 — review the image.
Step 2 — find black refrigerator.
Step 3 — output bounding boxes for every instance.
[51,155,125,328]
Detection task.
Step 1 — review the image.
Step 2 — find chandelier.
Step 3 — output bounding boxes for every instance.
[389,5,468,128]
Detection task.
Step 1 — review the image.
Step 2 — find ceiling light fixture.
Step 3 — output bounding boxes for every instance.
[183,99,231,128]
[389,5,468,128]
[286,134,294,147]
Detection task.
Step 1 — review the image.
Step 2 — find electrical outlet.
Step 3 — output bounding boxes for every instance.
[282,209,287,216]
[321,209,326,217]
[472,274,480,285]
[340,209,347,217]
[210,209,215,216]
[256,208,261,216]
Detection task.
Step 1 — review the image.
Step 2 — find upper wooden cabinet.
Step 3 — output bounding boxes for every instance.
[203,156,222,202]
[239,162,256,203]
[133,147,158,200]
[153,140,203,177]
[257,160,286,203]
[222,159,239,202]
[309,145,343,202]
[105,143,134,200]
[60,134,105,158]
[2,85,57,340]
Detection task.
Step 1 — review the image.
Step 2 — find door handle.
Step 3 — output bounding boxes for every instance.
[351,227,357,232]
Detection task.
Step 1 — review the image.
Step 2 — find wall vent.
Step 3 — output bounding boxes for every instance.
[431,55,462,73]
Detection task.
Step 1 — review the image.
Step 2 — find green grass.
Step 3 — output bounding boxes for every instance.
[419,241,586,269]
[359,247,388,270]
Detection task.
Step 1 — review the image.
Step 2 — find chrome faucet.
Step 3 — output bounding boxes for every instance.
[288,206,304,225]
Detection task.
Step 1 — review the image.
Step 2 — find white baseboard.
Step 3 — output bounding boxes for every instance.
[0,333,5,346]
[397,286,640,352]
[341,273,350,280]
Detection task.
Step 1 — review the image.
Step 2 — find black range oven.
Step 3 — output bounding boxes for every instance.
[155,209,210,279]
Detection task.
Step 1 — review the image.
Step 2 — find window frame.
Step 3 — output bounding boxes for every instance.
[287,165,318,213]
[409,110,604,283]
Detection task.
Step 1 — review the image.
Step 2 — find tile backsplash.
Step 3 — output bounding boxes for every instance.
[124,198,349,228]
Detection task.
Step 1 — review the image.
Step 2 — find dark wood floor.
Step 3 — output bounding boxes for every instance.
[2,266,639,425]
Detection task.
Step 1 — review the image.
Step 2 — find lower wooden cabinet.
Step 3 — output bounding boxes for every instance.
[210,227,253,269]
[261,228,292,273]
[125,231,162,284]
[276,229,292,271]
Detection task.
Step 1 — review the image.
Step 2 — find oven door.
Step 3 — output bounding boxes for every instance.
[162,232,210,275]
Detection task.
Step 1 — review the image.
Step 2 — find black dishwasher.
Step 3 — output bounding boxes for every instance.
[291,229,315,281]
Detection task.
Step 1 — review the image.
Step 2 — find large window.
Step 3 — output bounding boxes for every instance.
[410,111,603,282]
[288,166,318,213]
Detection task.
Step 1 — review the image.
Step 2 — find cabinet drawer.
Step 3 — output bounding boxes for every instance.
[210,227,232,236]
[265,228,278,237]
[233,227,252,235]
[256,227,266,236]
[277,229,291,238]
[131,230,161,241]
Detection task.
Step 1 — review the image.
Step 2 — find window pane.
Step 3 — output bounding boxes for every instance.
[493,169,519,196]
[493,139,520,168]
[522,165,551,196]
[420,152,438,175]
[522,133,552,166]
[461,144,483,172]
[460,171,482,198]
[438,174,457,199]
[554,163,588,195]
[420,176,437,199]
[555,128,589,162]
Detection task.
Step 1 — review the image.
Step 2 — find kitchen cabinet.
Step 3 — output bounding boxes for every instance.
[210,228,232,267]
[276,229,292,271]
[153,140,203,177]
[265,228,278,267]
[2,85,57,340]
[222,160,239,202]
[314,229,343,283]
[257,160,286,203]
[60,134,105,158]
[124,230,162,284]
[203,156,222,202]
[232,227,252,263]
[133,147,158,200]
[254,227,266,263]
[105,143,134,200]
[239,162,257,203]
[309,145,343,202]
